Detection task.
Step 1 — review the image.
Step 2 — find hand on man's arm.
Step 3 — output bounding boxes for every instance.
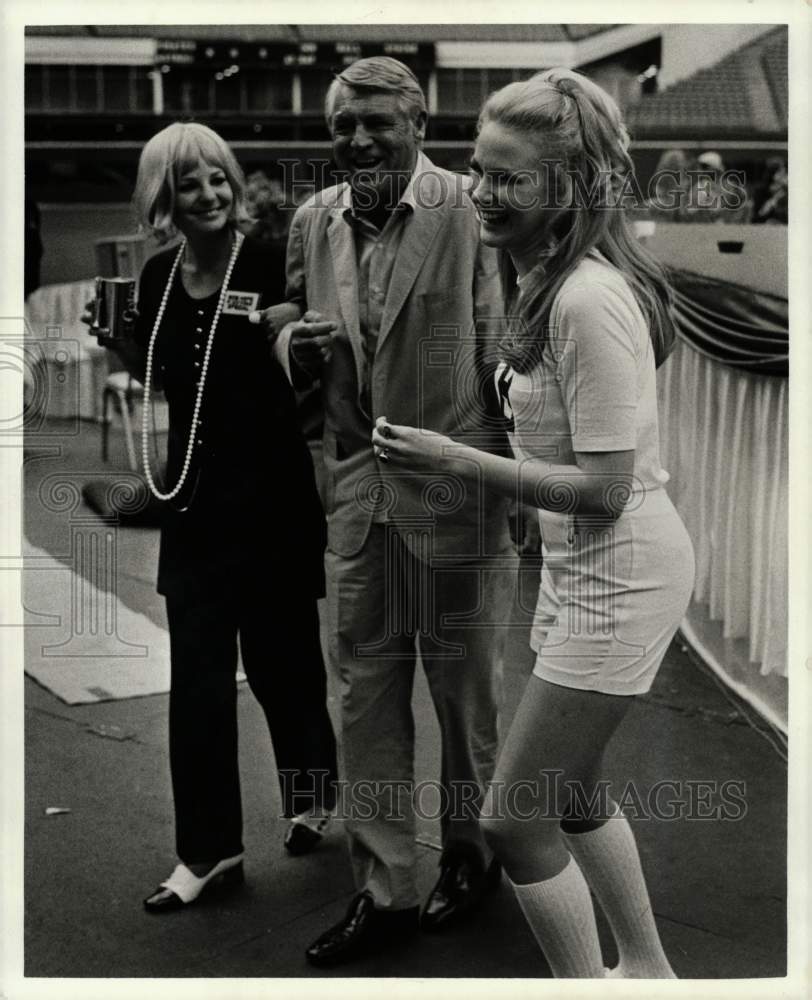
[248,301,302,341]
[255,206,336,387]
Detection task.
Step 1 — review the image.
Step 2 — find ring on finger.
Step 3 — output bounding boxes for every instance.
[379,447,390,463]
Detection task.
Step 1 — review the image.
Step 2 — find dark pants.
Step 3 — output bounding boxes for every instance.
[165,586,338,865]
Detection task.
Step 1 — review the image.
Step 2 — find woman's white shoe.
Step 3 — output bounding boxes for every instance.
[143,853,245,912]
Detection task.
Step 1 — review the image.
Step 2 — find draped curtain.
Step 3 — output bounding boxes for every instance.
[657,336,788,728]
[666,267,788,376]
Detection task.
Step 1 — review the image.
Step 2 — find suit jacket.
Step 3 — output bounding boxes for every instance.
[281,153,512,560]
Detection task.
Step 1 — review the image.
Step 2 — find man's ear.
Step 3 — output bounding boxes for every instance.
[413,111,428,143]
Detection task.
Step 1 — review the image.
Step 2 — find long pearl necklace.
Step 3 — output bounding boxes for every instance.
[141,230,244,501]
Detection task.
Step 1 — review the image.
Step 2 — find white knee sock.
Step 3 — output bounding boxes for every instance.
[563,810,676,978]
[510,856,605,978]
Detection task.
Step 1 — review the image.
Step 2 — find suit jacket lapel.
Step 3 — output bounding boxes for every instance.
[377,172,448,351]
[326,205,367,394]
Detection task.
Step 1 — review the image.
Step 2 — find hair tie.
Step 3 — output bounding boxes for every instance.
[554,84,584,130]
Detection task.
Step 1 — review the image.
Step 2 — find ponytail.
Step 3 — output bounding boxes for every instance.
[480,69,676,372]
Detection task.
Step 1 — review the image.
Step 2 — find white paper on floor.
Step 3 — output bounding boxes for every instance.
[22,542,245,704]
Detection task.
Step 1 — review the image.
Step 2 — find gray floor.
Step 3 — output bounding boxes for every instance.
[22,419,787,979]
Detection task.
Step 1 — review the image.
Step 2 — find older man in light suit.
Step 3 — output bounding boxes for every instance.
[268,57,515,967]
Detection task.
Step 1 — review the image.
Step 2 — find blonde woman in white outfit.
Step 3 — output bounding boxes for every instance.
[372,68,695,978]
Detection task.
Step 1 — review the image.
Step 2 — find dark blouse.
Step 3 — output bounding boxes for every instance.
[134,235,326,599]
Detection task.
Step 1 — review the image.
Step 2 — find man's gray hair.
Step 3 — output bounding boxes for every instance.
[324,56,428,126]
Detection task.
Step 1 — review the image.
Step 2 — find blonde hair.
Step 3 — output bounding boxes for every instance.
[479,68,676,370]
[132,122,250,244]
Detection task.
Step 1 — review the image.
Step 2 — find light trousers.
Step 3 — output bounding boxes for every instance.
[326,522,516,909]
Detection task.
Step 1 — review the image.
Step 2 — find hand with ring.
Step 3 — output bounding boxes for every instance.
[372,416,392,462]
[371,416,454,470]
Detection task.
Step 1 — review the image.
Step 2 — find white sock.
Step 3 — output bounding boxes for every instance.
[510,856,605,978]
[563,810,676,978]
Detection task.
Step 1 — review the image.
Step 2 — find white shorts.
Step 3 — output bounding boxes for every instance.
[531,488,695,696]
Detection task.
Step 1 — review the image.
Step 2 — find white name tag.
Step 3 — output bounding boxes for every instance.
[222,291,260,316]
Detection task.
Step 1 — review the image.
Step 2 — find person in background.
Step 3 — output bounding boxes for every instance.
[258,56,515,967]
[373,68,695,979]
[693,150,753,223]
[693,150,725,216]
[243,170,290,249]
[752,157,788,225]
[646,148,692,222]
[244,169,326,479]
[86,122,338,912]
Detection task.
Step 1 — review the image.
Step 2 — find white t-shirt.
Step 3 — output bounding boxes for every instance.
[496,254,670,494]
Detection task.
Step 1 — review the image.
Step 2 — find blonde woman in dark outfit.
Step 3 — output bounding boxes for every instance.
[373,69,694,978]
[88,123,338,911]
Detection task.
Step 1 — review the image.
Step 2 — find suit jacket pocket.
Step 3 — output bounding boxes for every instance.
[418,282,471,307]
[417,282,475,328]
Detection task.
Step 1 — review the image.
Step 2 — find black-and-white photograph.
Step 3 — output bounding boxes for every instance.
[2,2,808,996]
